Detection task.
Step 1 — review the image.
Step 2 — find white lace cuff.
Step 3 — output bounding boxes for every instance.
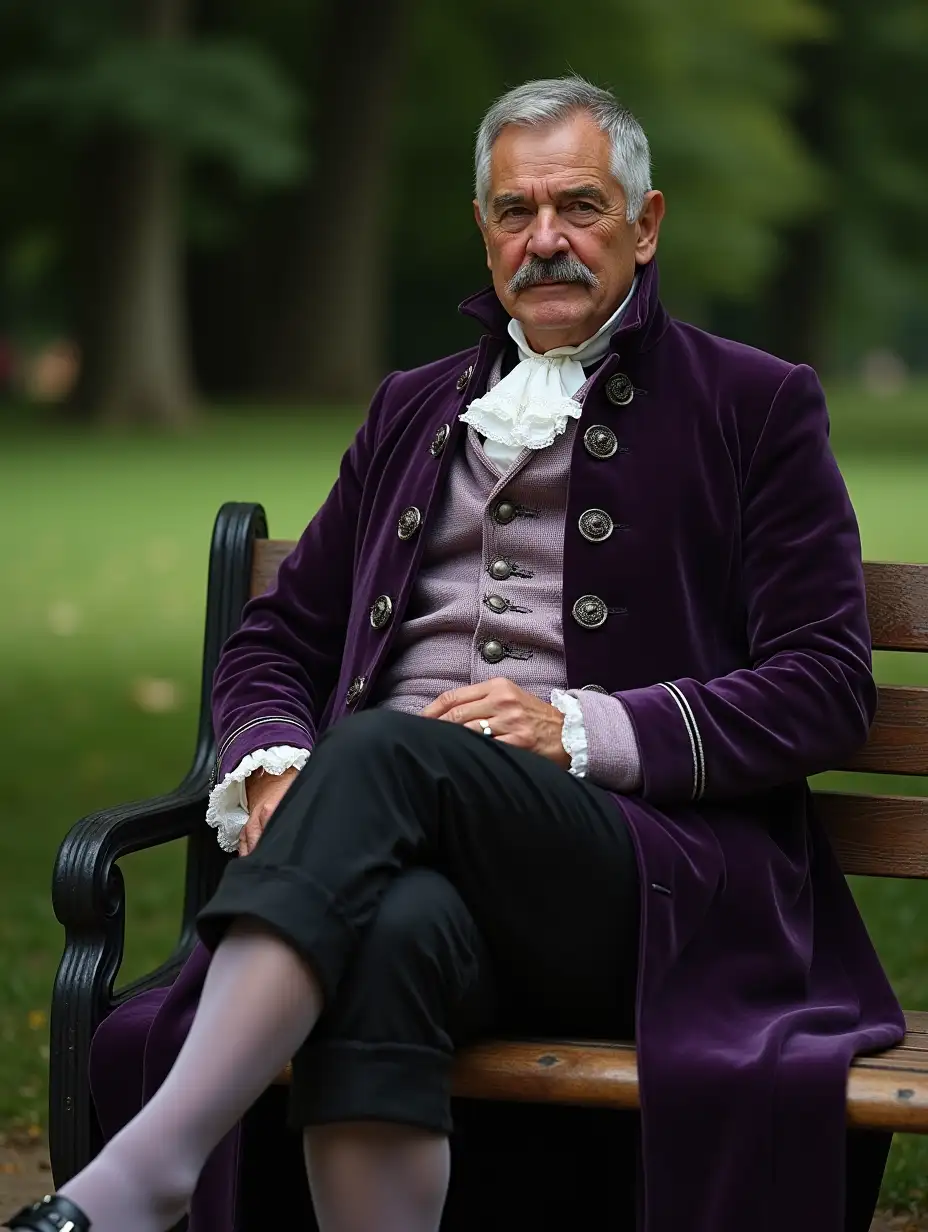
[205,745,310,853]
[550,688,589,777]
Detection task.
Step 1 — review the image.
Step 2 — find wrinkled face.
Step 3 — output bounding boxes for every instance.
[474,111,664,351]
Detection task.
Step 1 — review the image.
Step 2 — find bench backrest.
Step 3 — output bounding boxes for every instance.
[250,542,928,880]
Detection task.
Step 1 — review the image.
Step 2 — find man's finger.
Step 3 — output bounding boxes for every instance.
[441,700,502,727]
[420,682,491,718]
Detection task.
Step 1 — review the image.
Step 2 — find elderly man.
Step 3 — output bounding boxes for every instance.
[10,77,904,1232]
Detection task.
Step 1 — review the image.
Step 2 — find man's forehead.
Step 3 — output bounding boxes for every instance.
[488,118,616,194]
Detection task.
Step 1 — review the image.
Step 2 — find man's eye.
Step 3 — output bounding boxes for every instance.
[568,201,597,214]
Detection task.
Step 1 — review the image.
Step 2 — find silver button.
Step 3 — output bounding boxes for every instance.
[583,425,618,459]
[397,506,422,540]
[489,557,513,581]
[581,684,609,694]
[606,373,635,406]
[481,639,505,664]
[485,594,509,614]
[430,424,450,457]
[579,509,614,542]
[346,675,367,705]
[456,365,474,392]
[369,595,393,629]
[572,595,608,629]
[492,499,517,525]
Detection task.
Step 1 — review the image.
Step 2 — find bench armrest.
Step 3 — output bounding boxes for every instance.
[48,501,269,1186]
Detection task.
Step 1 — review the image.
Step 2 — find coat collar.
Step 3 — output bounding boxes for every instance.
[457,257,669,356]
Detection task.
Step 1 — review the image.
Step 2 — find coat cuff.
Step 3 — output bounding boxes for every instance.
[215,718,313,786]
[206,745,311,853]
[617,681,706,802]
[558,689,643,792]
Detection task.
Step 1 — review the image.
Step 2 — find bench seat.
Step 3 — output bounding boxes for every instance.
[273,1011,928,1133]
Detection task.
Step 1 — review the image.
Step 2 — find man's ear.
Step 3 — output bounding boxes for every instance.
[634,190,665,265]
[473,199,492,270]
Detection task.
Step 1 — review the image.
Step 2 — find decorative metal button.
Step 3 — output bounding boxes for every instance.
[346,675,367,705]
[579,508,614,543]
[583,425,618,459]
[581,684,609,694]
[369,594,393,629]
[456,365,474,393]
[572,595,608,629]
[481,639,505,664]
[489,557,513,581]
[606,373,635,407]
[397,506,422,541]
[430,424,450,457]
[485,594,509,614]
[492,499,517,525]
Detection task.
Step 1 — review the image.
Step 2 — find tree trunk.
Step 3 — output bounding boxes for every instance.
[71,0,195,427]
[761,21,840,369]
[263,0,409,404]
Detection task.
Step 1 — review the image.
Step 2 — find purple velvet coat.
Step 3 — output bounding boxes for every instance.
[91,260,904,1232]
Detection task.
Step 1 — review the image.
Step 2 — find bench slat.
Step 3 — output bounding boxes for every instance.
[275,1014,928,1131]
[864,562,928,651]
[251,539,296,598]
[815,792,928,878]
[251,553,928,655]
[449,1038,928,1132]
[842,686,928,776]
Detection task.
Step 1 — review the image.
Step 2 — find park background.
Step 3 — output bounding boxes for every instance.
[1,0,928,1217]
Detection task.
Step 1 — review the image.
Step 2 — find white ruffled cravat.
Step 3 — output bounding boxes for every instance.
[460,277,638,452]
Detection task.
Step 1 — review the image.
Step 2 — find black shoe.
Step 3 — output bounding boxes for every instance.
[4,1194,90,1231]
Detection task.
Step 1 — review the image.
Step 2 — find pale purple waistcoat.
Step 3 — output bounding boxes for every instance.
[372,382,639,788]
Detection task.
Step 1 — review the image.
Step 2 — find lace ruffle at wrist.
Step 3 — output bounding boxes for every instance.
[205,745,310,852]
[550,688,589,777]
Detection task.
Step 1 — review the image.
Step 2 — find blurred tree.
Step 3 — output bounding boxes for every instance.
[263,0,413,402]
[757,0,928,370]
[0,0,303,424]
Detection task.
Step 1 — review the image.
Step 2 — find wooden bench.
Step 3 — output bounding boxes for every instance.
[48,502,928,1196]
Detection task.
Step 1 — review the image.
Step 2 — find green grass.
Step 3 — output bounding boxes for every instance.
[1,383,928,1207]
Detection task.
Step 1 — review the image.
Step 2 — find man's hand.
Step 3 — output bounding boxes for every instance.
[238,767,300,857]
[421,678,571,769]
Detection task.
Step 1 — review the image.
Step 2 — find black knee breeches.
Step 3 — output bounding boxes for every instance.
[198,710,639,1133]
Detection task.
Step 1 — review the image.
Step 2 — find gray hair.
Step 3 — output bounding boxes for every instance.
[474,76,652,223]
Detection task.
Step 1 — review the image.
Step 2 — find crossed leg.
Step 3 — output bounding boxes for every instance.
[47,710,638,1232]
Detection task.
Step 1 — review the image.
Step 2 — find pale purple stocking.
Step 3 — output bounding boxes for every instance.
[59,921,324,1232]
[304,1124,451,1232]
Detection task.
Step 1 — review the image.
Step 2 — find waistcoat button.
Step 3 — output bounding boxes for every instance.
[492,499,517,525]
[580,684,609,694]
[489,557,513,581]
[397,506,422,540]
[369,595,393,629]
[481,639,505,664]
[572,595,608,629]
[485,594,509,614]
[583,425,619,459]
[578,509,614,542]
[430,424,450,457]
[606,373,635,406]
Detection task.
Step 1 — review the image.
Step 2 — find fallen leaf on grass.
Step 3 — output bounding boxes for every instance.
[130,678,181,714]
[47,601,80,637]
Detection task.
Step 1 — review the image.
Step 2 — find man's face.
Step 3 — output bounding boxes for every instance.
[474,111,664,351]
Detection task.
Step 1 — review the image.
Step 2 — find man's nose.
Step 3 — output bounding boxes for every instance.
[526,207,570,260]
